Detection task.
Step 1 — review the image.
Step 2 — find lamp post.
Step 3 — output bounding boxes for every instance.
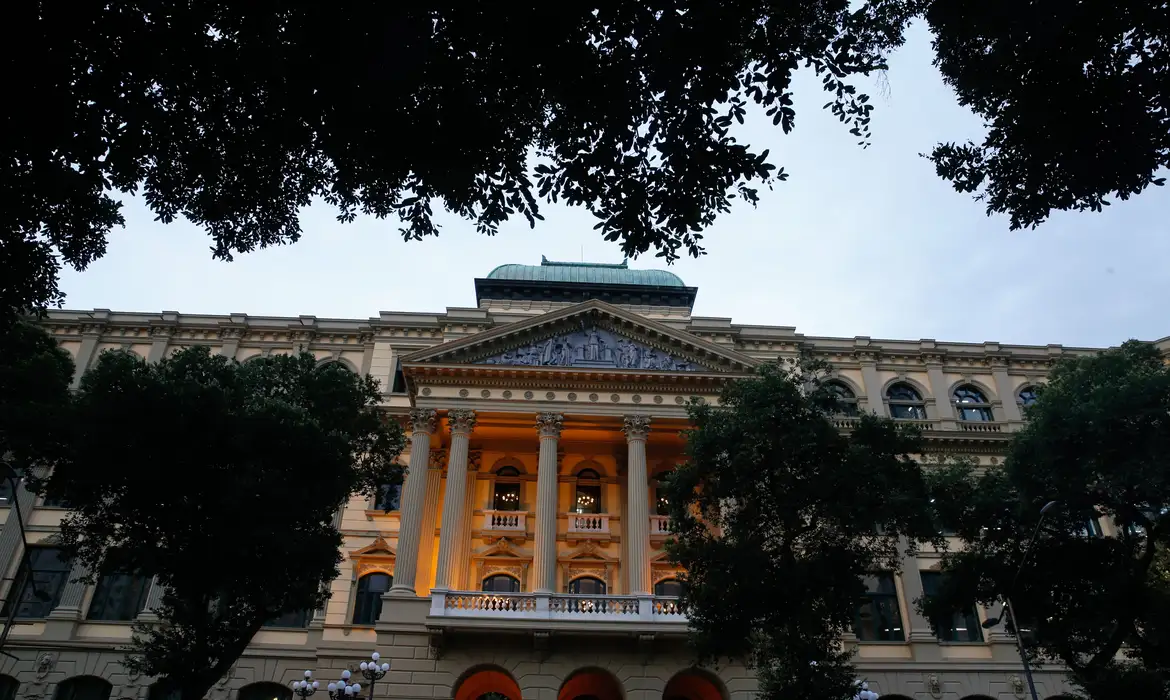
[980,500,1060,700]
[852,680,880,700]
[293,652,390,700]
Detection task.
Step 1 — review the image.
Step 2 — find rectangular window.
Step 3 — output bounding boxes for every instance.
[390,359,406,394]
[265,609,311,628]
[375,483,401,512]
[87,573,152,621]
[1079,517,1104,538]
[920,571,983,642]
[853,573,905,641]
[1,547,71,619]
[493,482,521,511]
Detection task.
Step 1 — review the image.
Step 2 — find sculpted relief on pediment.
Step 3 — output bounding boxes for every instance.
[475,322,703,372]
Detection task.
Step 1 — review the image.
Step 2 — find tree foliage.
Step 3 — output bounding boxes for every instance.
[29,347,405,700]
[663,359,940,700]
[3,1,924,321]
[0,321,74,470]
[925,0,1170,229]
[922,341,1170,699]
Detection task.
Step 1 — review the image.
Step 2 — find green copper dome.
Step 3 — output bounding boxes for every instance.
[486,256,685,287]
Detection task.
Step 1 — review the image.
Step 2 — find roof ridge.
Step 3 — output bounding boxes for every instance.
[540,255,628,269]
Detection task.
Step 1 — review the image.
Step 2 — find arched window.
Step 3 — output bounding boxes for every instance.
[886,383,927,420]
[568,576,606,595]
[1018,385,1040,408]
[826,381,859,416]
[54,677,112,700]
[0,675,18,700]
[352,572,392,625]
[953,385,993,422]
[654,579,683,597]
[493,466,521,511]
[87,572,152,621]
[237,682,293,700]
[482,574,521,593]
[573,469,602,514]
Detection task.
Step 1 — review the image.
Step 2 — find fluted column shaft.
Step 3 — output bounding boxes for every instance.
[533,413,563,593]
[389,409,436,596]
[414,465,443,594]
[137,576,166,622]
[48,559,89,619]
[433,410,476,590]
[624,415,652,595]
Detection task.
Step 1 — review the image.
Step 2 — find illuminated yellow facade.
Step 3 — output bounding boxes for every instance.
[4,258,1159,700]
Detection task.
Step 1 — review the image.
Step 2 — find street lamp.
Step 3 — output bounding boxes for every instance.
[980,500,1060,700]
[852,680,880,700]
[293,652,391,700]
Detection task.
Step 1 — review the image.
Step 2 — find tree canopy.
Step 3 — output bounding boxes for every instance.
[922,341,1170,699]
[0,321,74,471]
[8,2,1168,322]
[663,359,940,700]
[30,347,405,700]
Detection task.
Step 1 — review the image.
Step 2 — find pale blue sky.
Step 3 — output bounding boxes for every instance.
[59,24,1169,348]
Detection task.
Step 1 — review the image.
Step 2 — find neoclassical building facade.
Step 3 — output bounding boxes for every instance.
[3,258,1162,700]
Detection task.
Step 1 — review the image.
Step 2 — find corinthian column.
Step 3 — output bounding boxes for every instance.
[623,415,652,595]
[533,413,563,593]
[433,410,476,590]
[389,409,436,596]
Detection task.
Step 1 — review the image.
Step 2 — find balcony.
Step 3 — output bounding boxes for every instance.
[482,509,527,533]
[650,515,671,536]
[427,591,686,633]
[566,513,611,543]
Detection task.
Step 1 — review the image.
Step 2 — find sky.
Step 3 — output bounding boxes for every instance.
[59,23,1170,349]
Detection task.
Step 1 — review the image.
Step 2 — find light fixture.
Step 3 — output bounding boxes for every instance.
[296,651,391,700]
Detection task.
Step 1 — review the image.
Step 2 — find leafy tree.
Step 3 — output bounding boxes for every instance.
[29,348,405,700]
[924,0,1170,229]
[663,358,940,700]
[0,322,74,470]
[3,1,922,321]
[922,341,1170,699]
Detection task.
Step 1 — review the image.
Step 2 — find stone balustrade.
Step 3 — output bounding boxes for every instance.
[649,515,671,535]
[430,590,685,623]
[567,512,611,534]
[483,510,528,532]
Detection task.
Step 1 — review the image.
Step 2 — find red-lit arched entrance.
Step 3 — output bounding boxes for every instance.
[558,669,623,700]
[454,667,523,700]
[662,670,725,700]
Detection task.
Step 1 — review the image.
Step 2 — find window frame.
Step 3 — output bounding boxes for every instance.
[351,572,393,626]
[567,576,607,595]
[53,676,113,700]
[482,574,521,593]
[654,578,683,598]
[573,469,603,514]
[920,571,983,643]
[374,482,402,512]
[492,466,522,512]
[852,572,905,642]
[952,385,994,422]
[86,571,152,621]
[886,383,927,420]
[3,547,72,619]
[826,381,860,417]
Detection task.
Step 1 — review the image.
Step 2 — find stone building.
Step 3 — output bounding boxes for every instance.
[3,257,1160,700]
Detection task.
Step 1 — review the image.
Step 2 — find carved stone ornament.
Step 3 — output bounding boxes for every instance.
[448,409,477,435]
[622,415,652,441]
[217,665,237,688]
[475,321,702,371]
[429,448,449,470]
[35,653,55,679]
[410,408,437,435]
[1009,675,1026,698]
[535,412,564,439]
[926,673,942,698]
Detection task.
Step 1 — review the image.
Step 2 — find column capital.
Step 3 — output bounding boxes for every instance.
[622,415,652,441]
[447,409,477,436]
[535,412,564,439]
[409,408,438,435]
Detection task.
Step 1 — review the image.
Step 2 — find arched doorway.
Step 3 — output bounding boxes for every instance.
[559,669,622,700]
[662,670,724,700]
[454,667,522,700]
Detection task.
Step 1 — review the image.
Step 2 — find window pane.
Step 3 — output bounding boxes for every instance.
[2,547,71,619]
[265,608,310,628]
[574,485,601,514]
[890,404,926,420]
[920,572,982,642]
[87,573,152,621]
[352,573,392,625]
[853,573,904,641]
[887,384,922,401]
[654,579,683,597]
[568,577,606,595]
[376,483,401,511]
[482,575,520,593]
[656,492,671,516]
[493,483,521,511]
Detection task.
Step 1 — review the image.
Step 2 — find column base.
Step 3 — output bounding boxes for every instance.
[388,584,420,598]
[46,607,82,621]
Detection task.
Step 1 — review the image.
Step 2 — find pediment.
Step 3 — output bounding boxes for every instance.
[350,536,395,559]
[474,539,529,560]
[559,540,617,563]
[400,300,756,374]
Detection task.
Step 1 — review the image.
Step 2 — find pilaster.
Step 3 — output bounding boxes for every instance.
[623,415,652,595]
